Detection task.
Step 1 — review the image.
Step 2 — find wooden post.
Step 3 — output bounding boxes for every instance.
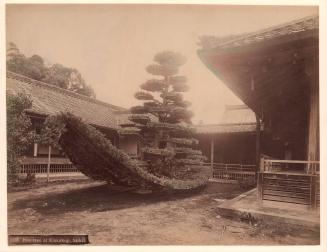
[210,138,215,170]
[260,158,265,172]
[255,113,261,182]
[33,143,38,157]
[47,145,51,184]
[310,175,317,210]
[257,173,263,202]
[257,158,265,202]
[306,57,319,164]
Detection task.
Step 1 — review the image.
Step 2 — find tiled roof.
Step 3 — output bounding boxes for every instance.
[196,123,256,134]
[221,104,256,124]
[6,71,128,129]
[196,104,257,134]
[204,15,318,50]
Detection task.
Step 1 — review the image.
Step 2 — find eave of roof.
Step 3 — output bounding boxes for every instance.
[6,71,130,130]
[197,15,319,114]
[7,71,127,112]
[196,123,257,135]
[200,15,318,51]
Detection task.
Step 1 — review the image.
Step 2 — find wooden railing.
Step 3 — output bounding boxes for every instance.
[261,159,320,174]
[206,163,256,182]
[258,159,320,209]
[20,163,79,174]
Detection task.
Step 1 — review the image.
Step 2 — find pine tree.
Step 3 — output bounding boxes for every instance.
[128,51,207,179]
[38,51,211,190]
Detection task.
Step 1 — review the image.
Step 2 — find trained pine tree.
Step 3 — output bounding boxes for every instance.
[40,51,211,190]
[128,51,208,180]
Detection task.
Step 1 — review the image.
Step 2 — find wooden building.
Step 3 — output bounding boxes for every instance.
[196,104,259,181]
[198,16,319,208]
[196,104,258,164]
[7,71,140,172]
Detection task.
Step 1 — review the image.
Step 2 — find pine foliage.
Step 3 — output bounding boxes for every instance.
[44,113,211,190]
[127,51,209,182]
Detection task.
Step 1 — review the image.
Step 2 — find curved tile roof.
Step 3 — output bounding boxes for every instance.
[196,104,257,134]
[6,71,127,129]
[202,15,318,50]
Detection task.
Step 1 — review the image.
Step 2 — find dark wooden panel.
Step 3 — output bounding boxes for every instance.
[263,195,309,205]
[260,172,319,207]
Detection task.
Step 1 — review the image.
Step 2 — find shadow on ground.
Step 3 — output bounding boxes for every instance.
[11,183,199,215]
[11,181,245,216]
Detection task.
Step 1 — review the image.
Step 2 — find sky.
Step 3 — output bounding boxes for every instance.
[6,4,318,124]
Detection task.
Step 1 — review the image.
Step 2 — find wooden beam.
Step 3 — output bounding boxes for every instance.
[306,58,319,163]
[255,113,261,182]
[47,145,51,184]
[210,138,215,170]
[33,143,38,157]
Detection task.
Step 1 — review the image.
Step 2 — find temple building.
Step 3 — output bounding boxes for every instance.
[6,71,140,169]
[197,15,319,208]
[196,104,259,165]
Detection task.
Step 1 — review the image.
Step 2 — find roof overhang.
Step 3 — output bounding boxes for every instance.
[197,16,318,116]
[196,123,261,135]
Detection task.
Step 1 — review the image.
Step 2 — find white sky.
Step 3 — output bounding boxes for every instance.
[6,4,318,124]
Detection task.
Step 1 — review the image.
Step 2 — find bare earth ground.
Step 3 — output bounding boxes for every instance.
[7,179,319,245]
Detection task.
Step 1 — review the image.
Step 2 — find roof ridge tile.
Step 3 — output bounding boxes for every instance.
[6,71,127,112]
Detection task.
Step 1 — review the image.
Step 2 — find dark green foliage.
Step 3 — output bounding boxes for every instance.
[7,92,35,182]
[37,115,67,148]
[168,137,199,146]
[139,121,196,136]
[7,42,95,98]
[175,100,192,108]
[170,75,187,84]
[146,64,178,76]
[141,79,167,92]
[44,113,211,190]
[128,114,151,124]
[172,82,189,92]
[160,91,183,103]
[141,147,175,157]
[154,51,187,66]
[127,51,210,184]
[130,105,148,114]
[134,91,154,101]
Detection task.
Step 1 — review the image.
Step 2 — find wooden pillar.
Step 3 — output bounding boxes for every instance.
[210,138,215,170]
[255,113,261,182]
[33,143,38,157]
[47,145,51,184]
[306,58,319,163]
[257,158,265,201]
[257,173,263,201]
[309,175,317,210]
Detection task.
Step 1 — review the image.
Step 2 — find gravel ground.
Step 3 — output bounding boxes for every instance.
[7,179,320,245]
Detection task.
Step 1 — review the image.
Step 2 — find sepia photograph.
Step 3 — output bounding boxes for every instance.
[1,1,325,249]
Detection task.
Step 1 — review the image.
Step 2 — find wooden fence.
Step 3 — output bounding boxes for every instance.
[258,159,320,209]
[20,163,79,174]
[207,163,256,182]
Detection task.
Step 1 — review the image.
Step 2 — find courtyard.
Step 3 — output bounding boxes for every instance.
[7,178,319,245]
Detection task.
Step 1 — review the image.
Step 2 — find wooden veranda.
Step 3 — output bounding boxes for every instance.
[257,158,320,209]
